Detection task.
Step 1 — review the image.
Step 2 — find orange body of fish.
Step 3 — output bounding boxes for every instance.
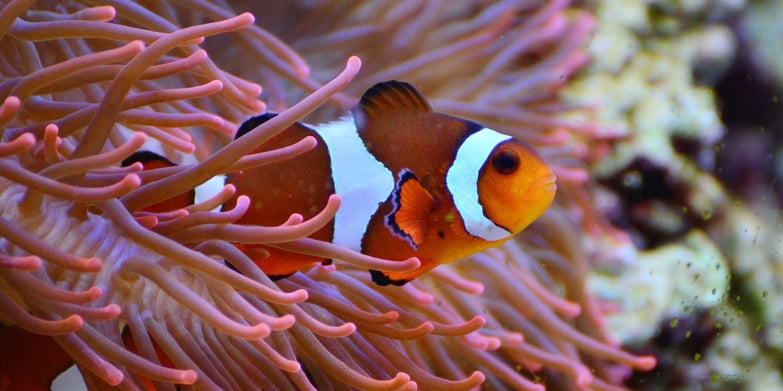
[0,325,170,391]
[224,81,556,285]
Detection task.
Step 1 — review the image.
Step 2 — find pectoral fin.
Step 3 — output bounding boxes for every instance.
[385,169,435,250]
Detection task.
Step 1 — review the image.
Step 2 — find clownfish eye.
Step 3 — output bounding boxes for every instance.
[491,151,520,175]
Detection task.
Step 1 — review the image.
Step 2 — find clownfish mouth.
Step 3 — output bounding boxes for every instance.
[536,173,558,192]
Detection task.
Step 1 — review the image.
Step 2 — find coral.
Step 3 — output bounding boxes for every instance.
[566,0,733,179]
[589,230,729,343]
[565,1,735,322]
[742,0,783,85]
[703,204,783,389]
[564,0,783,389]
[0,1,657,390]
[720,205,783,350]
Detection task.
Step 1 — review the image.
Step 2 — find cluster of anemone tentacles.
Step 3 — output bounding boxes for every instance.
[0,1,655,390]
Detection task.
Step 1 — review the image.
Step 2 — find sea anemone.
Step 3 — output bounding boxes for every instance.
[1,1,654,390]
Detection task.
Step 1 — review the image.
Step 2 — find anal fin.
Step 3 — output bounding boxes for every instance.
[370,269,409,286]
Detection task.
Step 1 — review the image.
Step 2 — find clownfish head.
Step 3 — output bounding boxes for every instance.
[477,139,557,237]
[446,127,556,243]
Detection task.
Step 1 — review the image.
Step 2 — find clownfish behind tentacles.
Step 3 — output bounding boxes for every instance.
[222,80,557,285]
[126,81,556,285]
[3,82,556,391]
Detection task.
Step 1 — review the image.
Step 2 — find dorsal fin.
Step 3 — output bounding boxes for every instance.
[355,81,432,121]
[120,151,195,212]
[121,150,175,168]
[235,112,278,140]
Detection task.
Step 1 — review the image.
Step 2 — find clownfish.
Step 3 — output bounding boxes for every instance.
[0,324,170,390]
[224,81,557,285]
[121,151,196,214]
[0,325,75,390]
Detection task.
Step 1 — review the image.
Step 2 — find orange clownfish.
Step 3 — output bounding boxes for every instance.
[224,81,557,285]
[0,325,74,390]
[121,151,196,214]
[0,324,170,390]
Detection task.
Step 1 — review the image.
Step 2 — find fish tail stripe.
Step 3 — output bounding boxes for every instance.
[446,128,513,241]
